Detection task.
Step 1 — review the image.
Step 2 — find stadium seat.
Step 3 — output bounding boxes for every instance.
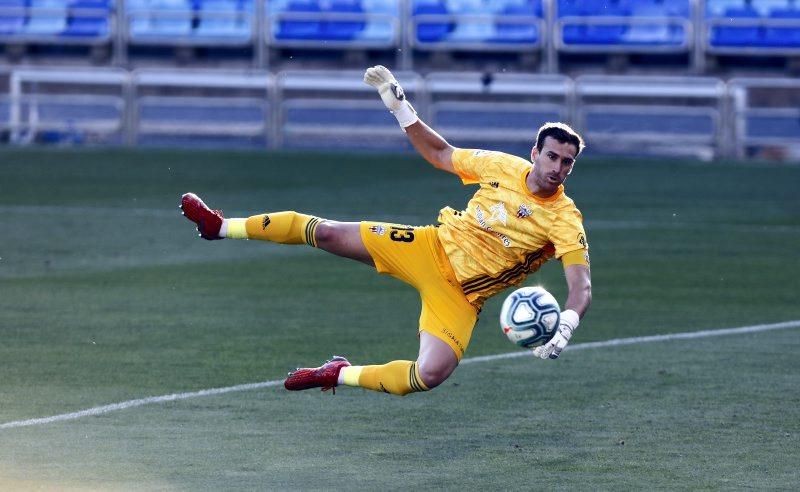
[629,0,690,17]
[26,0,68,35]
[492,0,540,44]
[151,0,192,36]
[0,0,26,36]
[356,0,397,43]
[63,0,111,38]
[413,0,540,47]
[129,0,193,38]
[323,0,366,41]
[274,0,323,40]
[413,0,452,43]
[357,19,393,42]
[623,23,685,45]
[580,0,631,16]
[705,0,747,17]
[711,5,762,47]
[557,0,582,16]
[559,0,691,48]
[194,0,251,40]
[764,7,800,47]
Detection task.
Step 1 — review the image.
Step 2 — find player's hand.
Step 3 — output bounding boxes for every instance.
[532,310,579,360]
[364,65,407,111]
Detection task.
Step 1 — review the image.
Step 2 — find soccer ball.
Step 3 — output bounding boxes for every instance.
[499,286,561,348]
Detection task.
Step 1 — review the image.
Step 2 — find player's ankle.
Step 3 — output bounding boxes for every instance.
[339,365,362,386]
[221,218,248,239]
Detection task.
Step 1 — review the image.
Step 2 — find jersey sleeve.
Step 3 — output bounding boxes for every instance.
[451,148,498,185]
[550,208,590,263]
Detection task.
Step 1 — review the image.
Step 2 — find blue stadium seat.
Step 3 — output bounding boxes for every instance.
[559,0,690,48]
[26,0,68,35]
[194,0,251,40]
[0,0,26,36]
[623,24,685,45]
[63,0,111,38]
[413,0,452,43]
[413,0,540,47]
[705,0,747,17]
[357,0,397,43]
[323,0,365,41]
[764,7,800,47]
[271,0,397,45]
[580,0,631,16]
[711,5,762,46]
[492,0,540,44]
[151,0,192,35]
[275,0,323,40]
[630,0,690,17]
[557,0,581,16]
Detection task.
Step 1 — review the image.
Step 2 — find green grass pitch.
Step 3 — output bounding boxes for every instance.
[0,148,798,489]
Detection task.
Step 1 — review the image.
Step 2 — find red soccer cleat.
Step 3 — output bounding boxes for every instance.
[180,192,224,240]
[284,356,351,394]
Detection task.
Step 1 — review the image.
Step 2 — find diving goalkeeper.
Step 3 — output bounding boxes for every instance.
[181,66,592,396]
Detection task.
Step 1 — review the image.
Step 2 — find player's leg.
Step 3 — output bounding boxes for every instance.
[415,332,459,388]
[285,329,461,396]
[284,224,475,396]
[339,332,457,393]
[180,193,373,266]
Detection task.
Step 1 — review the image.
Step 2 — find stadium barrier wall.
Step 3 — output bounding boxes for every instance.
[3,67,800,160]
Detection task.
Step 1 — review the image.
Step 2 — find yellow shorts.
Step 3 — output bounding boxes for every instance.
[360,222,478,359]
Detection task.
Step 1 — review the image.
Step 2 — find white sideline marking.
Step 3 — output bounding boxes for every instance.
[2,319,799,430]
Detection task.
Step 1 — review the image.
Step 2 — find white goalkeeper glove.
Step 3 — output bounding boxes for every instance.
[363,65,419,129]
[532,309,580,360]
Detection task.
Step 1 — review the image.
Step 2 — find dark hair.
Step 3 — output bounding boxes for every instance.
[535,122,585,157]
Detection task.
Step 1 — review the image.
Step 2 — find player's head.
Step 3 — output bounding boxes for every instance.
[534,122,585,159]
[530,122,585,195]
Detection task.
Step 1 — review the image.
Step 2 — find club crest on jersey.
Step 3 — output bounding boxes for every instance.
[369,225,386,236]
[517,204,532,219]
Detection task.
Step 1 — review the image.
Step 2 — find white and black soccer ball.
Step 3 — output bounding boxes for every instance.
[499,286,561,348]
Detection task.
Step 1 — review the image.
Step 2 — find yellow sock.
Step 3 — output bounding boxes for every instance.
[228,211,323,246]
[340,361,429,396]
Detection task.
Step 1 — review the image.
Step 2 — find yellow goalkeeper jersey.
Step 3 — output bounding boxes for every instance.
[437,148,589,307]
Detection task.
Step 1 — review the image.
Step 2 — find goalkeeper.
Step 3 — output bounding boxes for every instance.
[181,66,592,396]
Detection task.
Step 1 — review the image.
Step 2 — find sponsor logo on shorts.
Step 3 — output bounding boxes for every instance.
[440,327,466,354]
[369,225,386,236]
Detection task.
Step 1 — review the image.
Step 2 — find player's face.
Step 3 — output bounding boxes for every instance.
[530,137,577,194]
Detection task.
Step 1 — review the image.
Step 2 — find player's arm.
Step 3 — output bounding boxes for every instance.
[533,255,592,360]
[364,65,457,175]
[563,264,592,318]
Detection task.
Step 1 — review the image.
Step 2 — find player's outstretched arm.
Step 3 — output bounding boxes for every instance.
[364,65,457,174]
[533,264,592,360]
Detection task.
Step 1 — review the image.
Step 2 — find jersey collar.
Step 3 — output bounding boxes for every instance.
[522,167,564,203]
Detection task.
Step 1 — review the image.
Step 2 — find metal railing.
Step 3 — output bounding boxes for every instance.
[4,67,800,161]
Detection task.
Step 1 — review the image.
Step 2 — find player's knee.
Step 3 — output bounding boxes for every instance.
[417,358,457,389]
[313,221,339,248]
